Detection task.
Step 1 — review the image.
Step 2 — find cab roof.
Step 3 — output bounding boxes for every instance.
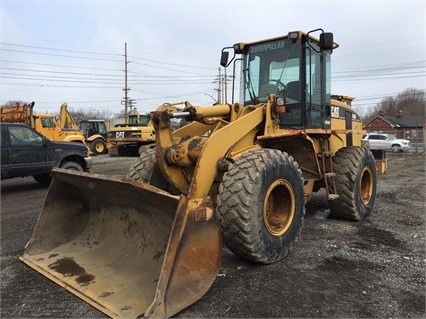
[234,30,339,52]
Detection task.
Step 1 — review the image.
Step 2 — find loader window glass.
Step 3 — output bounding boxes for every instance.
[304,42,332,128]
[243,38,302,107]
[97,123,107,134]
[306,48,322,107]
[305,44,331,106]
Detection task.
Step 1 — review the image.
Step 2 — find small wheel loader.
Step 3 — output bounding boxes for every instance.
[21,29,380,318]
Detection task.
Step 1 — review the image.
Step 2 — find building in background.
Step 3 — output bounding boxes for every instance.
[363,112,426,144]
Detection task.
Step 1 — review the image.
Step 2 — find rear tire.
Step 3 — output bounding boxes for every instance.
[216,149,305,264]
[108,146,119,157]
[329,146,377,220]
[90,138,107,155]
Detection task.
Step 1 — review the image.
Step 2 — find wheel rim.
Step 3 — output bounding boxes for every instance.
[360,166,374,204]
[95,142,104,153]
[263,179,295,236]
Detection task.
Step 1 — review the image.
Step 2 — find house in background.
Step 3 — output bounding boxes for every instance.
[363,111,426,144]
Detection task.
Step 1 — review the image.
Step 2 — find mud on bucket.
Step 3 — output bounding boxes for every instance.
[20,168,222,318]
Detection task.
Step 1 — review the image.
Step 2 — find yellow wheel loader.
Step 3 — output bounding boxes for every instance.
[21,29,380,318]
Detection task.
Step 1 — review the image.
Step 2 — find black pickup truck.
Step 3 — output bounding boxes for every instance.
[1,122,92,185]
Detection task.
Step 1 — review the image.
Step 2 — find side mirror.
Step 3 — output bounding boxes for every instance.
[319,32,334,51]
[42,136,50,146]
[220,51,229,67]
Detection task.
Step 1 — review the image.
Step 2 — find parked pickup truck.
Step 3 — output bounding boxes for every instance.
[362,133,411,153]
[1,122,92,185]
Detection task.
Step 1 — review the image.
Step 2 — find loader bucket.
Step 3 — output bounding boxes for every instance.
[20,168,222,318]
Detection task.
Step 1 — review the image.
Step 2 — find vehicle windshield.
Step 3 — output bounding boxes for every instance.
[242,38,301,105]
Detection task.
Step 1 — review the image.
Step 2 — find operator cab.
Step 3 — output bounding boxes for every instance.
[221,29,337,129]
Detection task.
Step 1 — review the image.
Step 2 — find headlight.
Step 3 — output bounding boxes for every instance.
[276,97,285,106]
[288,31,299,41]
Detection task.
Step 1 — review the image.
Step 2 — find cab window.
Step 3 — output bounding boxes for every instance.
[8,126,43,146]
[41,118,55,128]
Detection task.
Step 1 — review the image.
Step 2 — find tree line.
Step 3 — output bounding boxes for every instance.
[357,88,425,123]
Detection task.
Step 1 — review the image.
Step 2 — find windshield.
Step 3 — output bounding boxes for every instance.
[242,38,301,105]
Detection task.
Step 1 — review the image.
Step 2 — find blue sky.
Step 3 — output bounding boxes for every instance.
[1,0,425,116]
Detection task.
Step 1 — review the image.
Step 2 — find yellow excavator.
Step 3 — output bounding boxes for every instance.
[21,29,381,318]
[107,111,155,157]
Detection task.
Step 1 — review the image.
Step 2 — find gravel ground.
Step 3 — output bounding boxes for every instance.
[1,152,425,318]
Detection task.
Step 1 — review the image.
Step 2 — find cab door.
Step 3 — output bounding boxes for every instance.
[5,125,52,178]
[35,116,57,140]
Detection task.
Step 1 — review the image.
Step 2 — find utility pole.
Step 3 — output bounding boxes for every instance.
[213,68,222,103]
[122,42,130,123]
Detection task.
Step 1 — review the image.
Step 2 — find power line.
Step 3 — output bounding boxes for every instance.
[1,67,123,77]
[0,59,122,72]
[0,48,122,62]
[128,55,215,71]
[0,42,122,57]
[1,42,216,73]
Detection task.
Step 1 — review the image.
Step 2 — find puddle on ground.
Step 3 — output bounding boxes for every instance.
[313,209,331,220]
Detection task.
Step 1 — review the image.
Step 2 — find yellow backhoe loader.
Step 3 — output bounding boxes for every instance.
[21,29,381,318]
[59,103,109,155]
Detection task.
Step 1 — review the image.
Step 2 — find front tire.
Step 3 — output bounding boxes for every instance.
[216,149,305,264]
[128,147,157,182]
[59,161,84,171]
[391,144,402,153]
[329,146,377,220]
[33,173,51,185]
[127,147,177,193]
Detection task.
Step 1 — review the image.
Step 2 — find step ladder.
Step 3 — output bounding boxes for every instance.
[319,140,339,201]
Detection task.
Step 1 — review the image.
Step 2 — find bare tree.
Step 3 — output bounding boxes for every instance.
[361,88,425,123]
[395,88,425,116]
[1,100,33,107]
[59,107,113,123]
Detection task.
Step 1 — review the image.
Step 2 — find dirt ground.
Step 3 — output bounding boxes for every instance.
[1,153,425,318]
